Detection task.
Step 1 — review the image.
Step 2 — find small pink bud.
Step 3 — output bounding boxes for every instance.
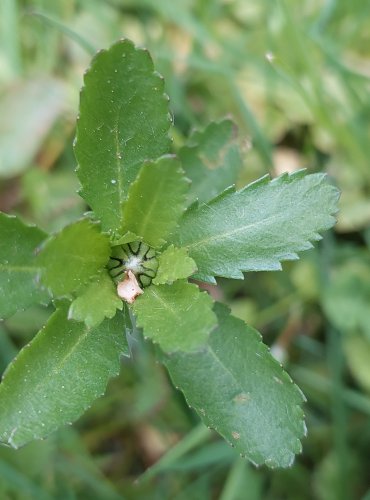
[117,270,143,304]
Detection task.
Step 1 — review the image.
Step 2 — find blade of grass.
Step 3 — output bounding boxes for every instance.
[327,326,349,500]
[138,423,212,483]
[321,233,349,500]
[274,0,370,181]
[225,76,273,169]
[0,460,51,500]
[55,457,122,500]
[26,10,96,56]
[220,458,262,500]
[0,0,22,76]
[292,367,370,417]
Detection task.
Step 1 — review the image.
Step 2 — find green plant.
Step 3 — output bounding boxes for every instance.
[0,39,339,469]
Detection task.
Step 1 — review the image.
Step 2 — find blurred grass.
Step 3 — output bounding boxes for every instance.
[1,0,370,498]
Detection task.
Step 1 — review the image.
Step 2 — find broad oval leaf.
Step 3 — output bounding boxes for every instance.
[0,303,128,448]
[121,156,189,247]
[132,281,217,353]
[170,171,339,280]
[75,39,172,235]
[164,303,306,468]
[37,219,110,298]
[0,212,49,319]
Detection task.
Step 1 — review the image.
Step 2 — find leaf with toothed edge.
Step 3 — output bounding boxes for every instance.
[0,303,128,449]
[68,270,123,328]
[0,212,49,319]
[163,303,306,468]
[170,171,339,281]
[179,118,243,206]
[121,156,189,248]
[74,39,173,235]
[111,230,141,246]
[153,245,197,285]
[37,218,111,298]
[132,281,217,353]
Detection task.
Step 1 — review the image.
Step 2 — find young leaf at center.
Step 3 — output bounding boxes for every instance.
[120,156,189,247]
[153,245,197,285]
[132,281,217,353]
[37,219,110,297]
[68,270,123,328]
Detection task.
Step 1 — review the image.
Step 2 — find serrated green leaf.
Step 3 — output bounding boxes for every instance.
[37,219,110,297]
[68,271,123,328]
[0,303,128,448]
[132,281,217,353]
[121,156,189,248]
[0,213,49,319]
[179,119,242,205]
[111,231,140,246]
[74,39,172,235]
[163,303,306,468]
[153,245,197,285]
[170,171,339,280]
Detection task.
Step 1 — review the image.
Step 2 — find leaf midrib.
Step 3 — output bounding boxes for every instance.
[185,211,281,250]
[150,288,178,317]
[136,170,168,242]
[0,264,38,272]
[113,91,139,219]
[114,104,125,215]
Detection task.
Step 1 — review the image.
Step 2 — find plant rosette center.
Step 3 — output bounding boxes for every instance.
[108,241,159,289]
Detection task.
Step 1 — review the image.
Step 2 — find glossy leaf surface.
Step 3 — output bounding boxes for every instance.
[153,245,197,285]
[164,303,306,468]
[0,213,48,319]
[133,281,216,353]
[171,171,339,280]
[75,39,172,234]
[121,156,189,247]
[69,271,123,328]
[37,219,110,297]
[0,304,127,448]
